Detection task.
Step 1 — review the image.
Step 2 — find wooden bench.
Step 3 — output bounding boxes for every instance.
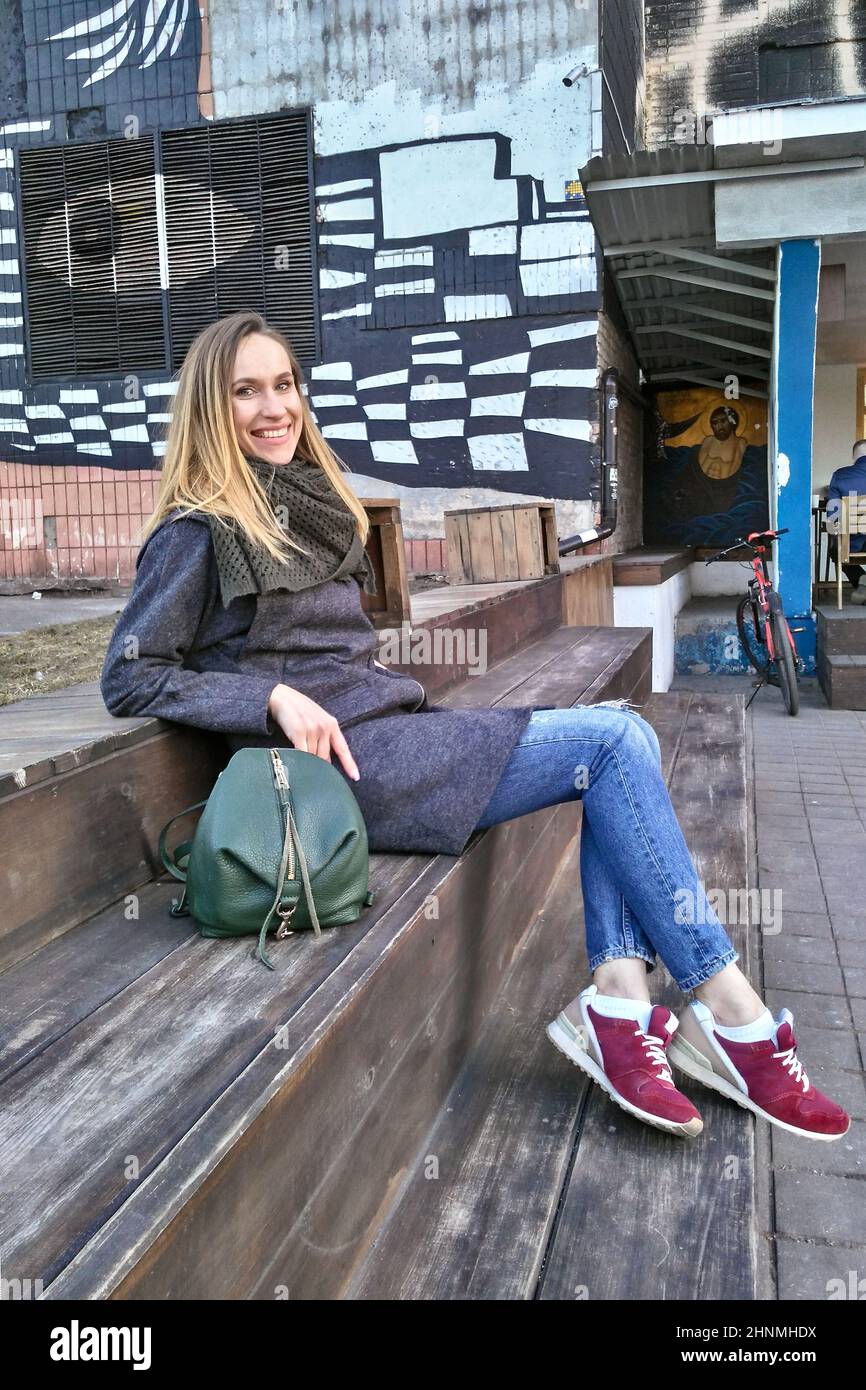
[0,647,760,1299]
[347,690,764,1301]
[0,568,659,1298]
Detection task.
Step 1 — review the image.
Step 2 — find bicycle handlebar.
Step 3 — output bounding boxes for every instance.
[704,528,789,565]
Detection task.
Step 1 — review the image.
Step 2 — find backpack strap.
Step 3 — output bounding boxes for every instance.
[158,800,208,882]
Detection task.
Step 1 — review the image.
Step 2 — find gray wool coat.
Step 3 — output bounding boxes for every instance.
[101,509,545,856]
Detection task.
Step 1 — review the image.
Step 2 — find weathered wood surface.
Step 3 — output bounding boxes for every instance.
[612,547,695,587]
[2,622,650,1298]
[349,691,757,1301]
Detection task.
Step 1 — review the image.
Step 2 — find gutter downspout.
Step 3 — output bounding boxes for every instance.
[558,367,622,557]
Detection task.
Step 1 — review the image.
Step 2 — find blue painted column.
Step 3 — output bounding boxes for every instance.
[770,238,821,674]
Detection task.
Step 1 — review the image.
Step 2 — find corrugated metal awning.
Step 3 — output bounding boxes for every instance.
[579,145,777,399]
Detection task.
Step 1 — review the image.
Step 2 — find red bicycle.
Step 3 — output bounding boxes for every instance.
[706,528,803,716]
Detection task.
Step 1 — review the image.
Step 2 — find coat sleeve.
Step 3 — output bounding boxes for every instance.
[100,515,280,737]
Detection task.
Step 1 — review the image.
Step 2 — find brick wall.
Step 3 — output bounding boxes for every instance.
[644,0,866,149]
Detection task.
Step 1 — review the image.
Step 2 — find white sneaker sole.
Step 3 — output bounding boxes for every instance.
[546,1017,703,1138]
[667,1036,850,1142]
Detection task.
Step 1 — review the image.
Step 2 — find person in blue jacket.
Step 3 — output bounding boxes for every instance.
[826,439,866,603]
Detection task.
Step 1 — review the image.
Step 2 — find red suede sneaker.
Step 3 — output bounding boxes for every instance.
[668,1001,850,1141]
[546,984,704,1137]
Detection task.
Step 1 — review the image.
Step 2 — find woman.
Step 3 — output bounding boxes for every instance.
[101,311,849,1145]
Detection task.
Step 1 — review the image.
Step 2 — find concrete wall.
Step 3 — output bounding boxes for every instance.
[813,363,860,488]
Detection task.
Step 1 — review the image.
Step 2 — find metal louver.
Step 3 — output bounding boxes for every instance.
[161,111,317,368]
[19,136,165,379]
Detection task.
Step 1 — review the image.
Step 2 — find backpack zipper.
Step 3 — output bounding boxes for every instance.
[270,750,296,936]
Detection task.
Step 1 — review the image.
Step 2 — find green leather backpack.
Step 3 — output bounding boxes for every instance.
[158,747,375,969]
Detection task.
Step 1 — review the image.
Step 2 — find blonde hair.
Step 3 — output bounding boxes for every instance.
[141,311,370,561]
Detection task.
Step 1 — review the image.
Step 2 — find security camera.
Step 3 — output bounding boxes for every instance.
[563,62,590,87]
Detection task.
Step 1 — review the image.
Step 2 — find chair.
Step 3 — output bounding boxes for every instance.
[828,493,866,610]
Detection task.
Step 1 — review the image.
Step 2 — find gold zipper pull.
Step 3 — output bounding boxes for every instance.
[271,748,289,788]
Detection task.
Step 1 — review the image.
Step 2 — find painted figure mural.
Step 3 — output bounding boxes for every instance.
[645,387,769,548]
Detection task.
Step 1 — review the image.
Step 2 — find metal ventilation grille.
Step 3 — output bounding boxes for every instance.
[161,111,317,368]
[19,137,165,379]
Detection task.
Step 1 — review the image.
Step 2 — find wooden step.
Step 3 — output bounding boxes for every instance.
[347,691,761,1301]
[0,568,607,971]
[817,653,866,710]
[0,623,652,1299]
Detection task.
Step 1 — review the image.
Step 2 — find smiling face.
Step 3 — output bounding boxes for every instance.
[230,332,304,465]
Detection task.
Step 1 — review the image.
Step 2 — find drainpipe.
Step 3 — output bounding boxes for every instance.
[558,367,622,557]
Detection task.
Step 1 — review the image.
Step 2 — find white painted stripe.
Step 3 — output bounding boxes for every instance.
[0,194,15,213]
[527,321,597,348]
[142,381,178,396]
[468,433,529,471]
[411,331,460,345]
[375,278,435,297]
[69,416,108,431]
[0,292,22,302]
[321,422,368,440]
[412,350,462,366]
[469,225,517,256]
[0,315,22,327]
[33,432,75,445]
[77,441,114,456]
[0,230,17,244]
[316,179,373,197]
[0,120,51,136]
[59,388,99,402]
[25,404,65,418]
[109,425,150,442]
[470,392,525,416]
[310,361,353,380]
[319,234,375,249]
[311,394,357,408]
[0,344,24,356]
[370,439,418,465]
[409,419,465,438]
[525,417,593,441]
[468,352,529,375]
[320,268,367,289]
[0,260,21,275]
[375,248,434,270]
[363,403,406,420]
[319,198,374,222]
[520,258,596,297]
[530,369,595,388]
[322,302,372,320]
[0,418,27,431]
[357,368,409,391]
[520,222,594,260]
[410,381,466,401]
[444,293,511,321]
[146,413,172,423]
[104,400,146,413]
[151,440,166,456]
[0,389,23,403]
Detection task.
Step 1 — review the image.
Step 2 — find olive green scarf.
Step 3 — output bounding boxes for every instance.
[207,453,376,608]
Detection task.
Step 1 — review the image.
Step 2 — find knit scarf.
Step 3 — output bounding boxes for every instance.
[206,452,376,608]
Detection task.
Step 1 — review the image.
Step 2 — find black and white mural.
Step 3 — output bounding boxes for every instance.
[1,0,603,521]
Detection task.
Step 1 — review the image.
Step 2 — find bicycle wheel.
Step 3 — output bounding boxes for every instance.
[770,609,799,716]
[736,595,769,677]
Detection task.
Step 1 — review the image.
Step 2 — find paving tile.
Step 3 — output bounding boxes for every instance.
[774,911,833,939]
[842,966,866,998]
[837,938,866,967]
[762,933,840,965]
[766,990,850,1030]
[851,997,866,1030]
[775,1171,866,1243]
[775,1235,866,1301]
[763,959,844,995]
[772,1118,866,1175]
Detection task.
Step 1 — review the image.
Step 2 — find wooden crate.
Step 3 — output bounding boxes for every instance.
[444,503,560,584]
[359,498,412,627]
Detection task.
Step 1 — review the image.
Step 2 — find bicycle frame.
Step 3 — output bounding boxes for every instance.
[708,527,800,670]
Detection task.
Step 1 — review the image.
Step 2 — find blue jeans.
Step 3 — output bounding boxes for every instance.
[473,703,739,992]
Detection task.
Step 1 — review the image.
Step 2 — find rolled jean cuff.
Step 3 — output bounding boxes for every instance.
[588,945,657,976]
[676,946,740,993]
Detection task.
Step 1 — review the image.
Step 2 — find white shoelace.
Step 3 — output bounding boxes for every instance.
[640,1031,673,1084]
[774,1043,809,1092]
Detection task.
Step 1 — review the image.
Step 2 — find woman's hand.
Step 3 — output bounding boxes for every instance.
[267,684,360,781]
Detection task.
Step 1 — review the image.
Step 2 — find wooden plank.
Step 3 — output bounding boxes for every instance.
[466,510,497,583]
[561,558,614,627]
[347,693,695,1298]
[0,728,226,972]
[513,506,542,580]
[612,547,695,587]
[538,692,756,1300]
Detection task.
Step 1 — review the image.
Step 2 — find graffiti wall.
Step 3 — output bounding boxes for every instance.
[0,0,613,541]
[644,386,770,548]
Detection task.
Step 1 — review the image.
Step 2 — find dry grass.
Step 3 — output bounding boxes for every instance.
[0,616,117,705]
